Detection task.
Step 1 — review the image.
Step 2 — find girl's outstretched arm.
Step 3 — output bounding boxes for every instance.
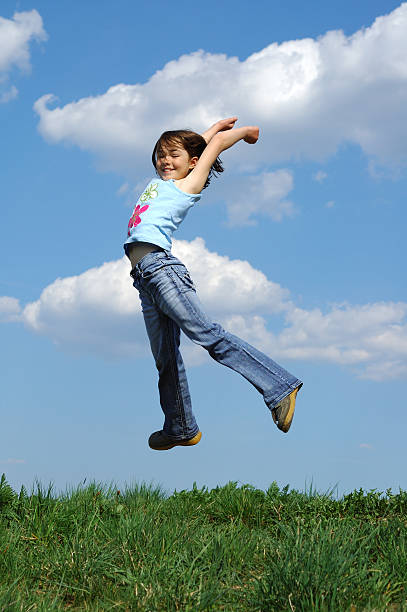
[177,125,259,195]
[201,117,238,143]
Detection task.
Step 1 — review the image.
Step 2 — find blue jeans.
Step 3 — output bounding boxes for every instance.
[131,250,302,440]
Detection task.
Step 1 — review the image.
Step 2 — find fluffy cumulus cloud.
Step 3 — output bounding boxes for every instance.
[173,238,290,314]
[34,4,407,171]
[0,10,47,102]
[16,238,290,358]
[212,302,407,382]
[2,238,407,380]
[22,257,141,358]
[275,302,407,380]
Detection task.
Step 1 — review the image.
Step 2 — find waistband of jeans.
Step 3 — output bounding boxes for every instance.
[130,249,173,278]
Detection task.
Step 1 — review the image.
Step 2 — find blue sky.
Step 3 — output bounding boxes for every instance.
[1,0,406,496]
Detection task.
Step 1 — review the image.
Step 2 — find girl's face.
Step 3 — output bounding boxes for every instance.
[155,143,198,181]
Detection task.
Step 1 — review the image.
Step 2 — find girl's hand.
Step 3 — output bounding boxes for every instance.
[215,116,238,132]
[243,126,260,144]
[202,116,238,143]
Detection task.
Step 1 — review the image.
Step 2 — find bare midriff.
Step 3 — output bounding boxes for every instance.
[126,242,163,269]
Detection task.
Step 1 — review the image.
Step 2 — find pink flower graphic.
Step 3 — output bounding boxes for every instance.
[127,204,149,235]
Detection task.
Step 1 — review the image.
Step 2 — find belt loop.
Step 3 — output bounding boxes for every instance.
[136,261,142,277]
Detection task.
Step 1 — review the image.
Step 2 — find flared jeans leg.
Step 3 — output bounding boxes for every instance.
[132,251,302,440]
[138,285,199,440]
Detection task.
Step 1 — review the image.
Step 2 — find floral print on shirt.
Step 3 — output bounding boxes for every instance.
[127,182,158,236]
[127,204,149,234]
[140,183,158,203]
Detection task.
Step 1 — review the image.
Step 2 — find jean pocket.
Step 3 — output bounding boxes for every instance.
[171,265,196,292]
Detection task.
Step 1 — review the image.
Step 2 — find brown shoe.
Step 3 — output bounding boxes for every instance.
[272,386,301,433]
[148,430,202,451]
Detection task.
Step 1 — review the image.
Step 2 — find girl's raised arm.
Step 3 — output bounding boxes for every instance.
[177,125,259,195]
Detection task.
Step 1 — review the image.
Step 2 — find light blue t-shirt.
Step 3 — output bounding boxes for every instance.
[124,178,201,253]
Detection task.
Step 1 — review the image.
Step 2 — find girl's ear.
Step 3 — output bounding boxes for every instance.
[189,156,199,169]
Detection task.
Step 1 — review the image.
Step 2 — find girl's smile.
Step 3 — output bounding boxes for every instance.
[155,146,197,181]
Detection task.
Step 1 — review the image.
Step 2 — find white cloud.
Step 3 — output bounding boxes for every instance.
[1,238,405,381]
[0,296,21,322]
[0,10,47,100]
[173,238,290,314]
[220,170,295,225]
[0,458,25,464]
[215,302,407,382]
[34,4,407,175]
[359,360,407,381]
[325,200,335,208]
[274,302,407,377]
[22,257,142,358]
[17,238,290,358]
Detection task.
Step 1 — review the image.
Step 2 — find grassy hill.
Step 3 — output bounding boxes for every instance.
[1,474,406,610]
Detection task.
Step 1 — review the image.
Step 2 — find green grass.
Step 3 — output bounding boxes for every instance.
[1,473,407,610]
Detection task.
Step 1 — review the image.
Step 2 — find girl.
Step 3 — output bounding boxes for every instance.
[125,117,302,451]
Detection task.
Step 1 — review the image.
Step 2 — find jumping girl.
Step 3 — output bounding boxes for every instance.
[125,117,302,451]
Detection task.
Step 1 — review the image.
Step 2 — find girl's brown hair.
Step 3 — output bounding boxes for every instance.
[152,130,224,189]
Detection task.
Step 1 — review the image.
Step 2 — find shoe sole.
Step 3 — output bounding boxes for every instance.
[149,430,202,451]
[272,386,300,433]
